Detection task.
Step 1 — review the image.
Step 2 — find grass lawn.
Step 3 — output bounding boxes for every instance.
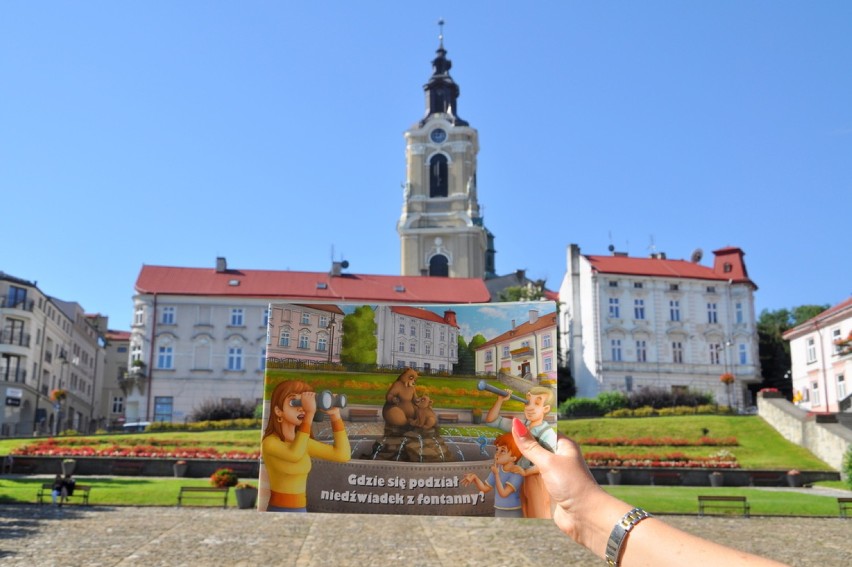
[0,476,233,507]
[604,485,846,516]
[559,415,832,470]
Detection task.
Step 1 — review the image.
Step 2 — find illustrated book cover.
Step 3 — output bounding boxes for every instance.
[257,300,558,517]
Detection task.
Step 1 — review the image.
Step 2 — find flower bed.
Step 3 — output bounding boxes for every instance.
[11,438,259,460]
[578,436,738,447]
[585,451,739,469]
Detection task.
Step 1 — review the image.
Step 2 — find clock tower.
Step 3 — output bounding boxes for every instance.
[398,29,495,279]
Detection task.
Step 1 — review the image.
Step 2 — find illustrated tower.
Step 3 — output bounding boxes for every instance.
[398,24,495,279]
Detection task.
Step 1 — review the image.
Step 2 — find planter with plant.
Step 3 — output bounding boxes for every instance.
[61,458,76,475]
[606,469,622,485]
[173,460,188,477]
[709,471,724,487]
[234,482,258,509]
[471,407,483,424]
[210,467,239,489]
[786,469,802,487]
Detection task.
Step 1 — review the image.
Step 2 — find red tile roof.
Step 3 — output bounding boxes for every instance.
[476,311,558,350]
[782,296,852,339]
[135,265,491,304]
[105,330,131,341]
[390,306,459,327]
[586,246,756,288]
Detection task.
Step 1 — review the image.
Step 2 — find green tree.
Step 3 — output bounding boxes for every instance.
[468,333,487,351]
[340,306,377,365]
[755,304,829,398]
[454,335,475,375]
[497,282,546,302]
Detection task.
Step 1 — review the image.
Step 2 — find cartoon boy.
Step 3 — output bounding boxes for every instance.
[483,385,556,518]
[461,432,524,518]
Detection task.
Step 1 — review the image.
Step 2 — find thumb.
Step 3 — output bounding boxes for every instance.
[511,418,551,468]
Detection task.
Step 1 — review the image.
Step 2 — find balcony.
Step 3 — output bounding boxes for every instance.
[0,330,30,348]
[0,367,27,383]
[0,296,35,311]
[510,346,535,359]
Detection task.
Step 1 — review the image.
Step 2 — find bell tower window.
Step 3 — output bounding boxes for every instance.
[429,255,449,277]
[429,154,448,197]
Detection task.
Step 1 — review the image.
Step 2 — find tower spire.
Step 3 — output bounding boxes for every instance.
[421,19,467,126]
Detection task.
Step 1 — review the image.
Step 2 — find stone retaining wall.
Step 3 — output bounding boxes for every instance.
[757,392,852,474]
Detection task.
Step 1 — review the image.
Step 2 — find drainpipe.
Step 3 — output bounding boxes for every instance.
[33,308,49,434]
[145,294,158,421]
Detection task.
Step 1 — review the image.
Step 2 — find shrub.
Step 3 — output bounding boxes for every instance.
[631,406,658,418]
[627,387,713,409]
[559,397,603,418]
[210,467,239,488]
[597,391,629,414]
[844,445,852,490]
[192,399,257,422]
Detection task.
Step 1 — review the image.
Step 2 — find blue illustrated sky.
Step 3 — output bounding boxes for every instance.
[2,2,850,329]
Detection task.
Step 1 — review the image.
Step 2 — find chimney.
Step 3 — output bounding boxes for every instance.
[216,257,227,273]
[330,262,342,277]
[443,310,458,328]
[529,309,539,325]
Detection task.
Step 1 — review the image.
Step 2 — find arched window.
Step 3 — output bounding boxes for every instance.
[429,154,448,197]
[429,255,449,277]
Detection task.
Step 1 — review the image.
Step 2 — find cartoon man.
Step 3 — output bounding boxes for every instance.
[483,385,556,518]
[461,432,524,518]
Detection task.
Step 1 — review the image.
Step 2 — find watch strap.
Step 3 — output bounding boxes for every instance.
[605,507,652,567]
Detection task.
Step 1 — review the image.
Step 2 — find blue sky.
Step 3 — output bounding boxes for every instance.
[2,1,850,329]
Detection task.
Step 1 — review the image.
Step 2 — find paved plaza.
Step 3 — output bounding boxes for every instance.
[1,503,850,567]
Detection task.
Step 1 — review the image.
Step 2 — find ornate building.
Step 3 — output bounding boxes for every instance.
[398,31,495,279]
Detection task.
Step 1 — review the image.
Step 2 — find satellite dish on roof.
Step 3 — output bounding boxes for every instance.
[341,260,349,269]
[608,244,615,252]
[690,248,703,263]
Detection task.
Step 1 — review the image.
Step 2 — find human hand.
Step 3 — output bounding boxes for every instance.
[460,472,478,487]
[300,391,317,414]
[511,418,628,551]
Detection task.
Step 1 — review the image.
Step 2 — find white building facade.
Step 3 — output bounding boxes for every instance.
[126,259,490,423]
[783,297,852,413]
[559,245,761,409]
[0,272,105,436]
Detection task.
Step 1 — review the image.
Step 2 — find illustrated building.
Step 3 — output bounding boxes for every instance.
[125,258,490,423]
[783,297,852,413]
[559,245,761,408]
[374,305,459,373]
[398,33,495,279]
[474,309,558,382]
[0,271,105,436]
[267,304,345,364]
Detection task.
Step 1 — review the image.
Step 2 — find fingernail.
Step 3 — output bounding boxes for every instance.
[512,417,528,437]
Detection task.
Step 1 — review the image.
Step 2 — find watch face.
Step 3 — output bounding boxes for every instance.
[430,128,447,143]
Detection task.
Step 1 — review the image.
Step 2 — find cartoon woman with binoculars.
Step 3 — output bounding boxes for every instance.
[262,380,350,512]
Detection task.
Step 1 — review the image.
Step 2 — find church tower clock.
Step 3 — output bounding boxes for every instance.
[398,27,495,279]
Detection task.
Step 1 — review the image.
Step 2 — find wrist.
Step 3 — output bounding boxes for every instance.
[574,491,633,559]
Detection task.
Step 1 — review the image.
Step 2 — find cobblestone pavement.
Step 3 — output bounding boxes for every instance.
[1,504,850,567]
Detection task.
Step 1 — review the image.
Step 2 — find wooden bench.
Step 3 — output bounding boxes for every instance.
[437,413,460,424]
[650,471,682,486]
[36,483,91,506]
[348,408,380,422]
[112,460,145,475]
[177,486,229,508]
[839,497,852,519]
[698,495,750,517]
[749,472,785,486]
